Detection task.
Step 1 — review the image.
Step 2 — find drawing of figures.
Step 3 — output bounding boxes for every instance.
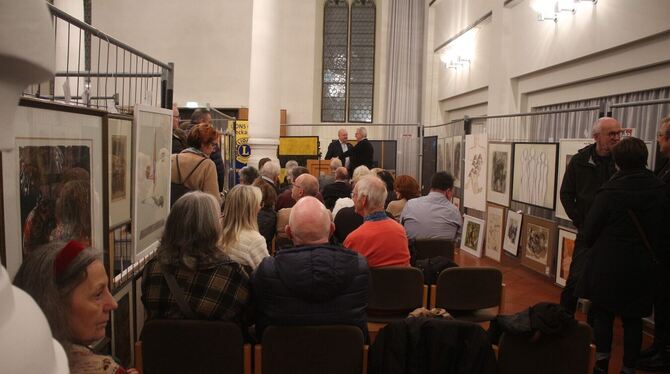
[111,135,127,201]
[491,151,507,193]
[445,141,452,174]
[466,153,484,194]
[517,146,549,206]
[453,141,461,183]
[463,133,488,211]
[464,221,481,249]
[526,223,549,264]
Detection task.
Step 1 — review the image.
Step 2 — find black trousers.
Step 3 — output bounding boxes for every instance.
[560,238,589,314]
[592,304,643,368]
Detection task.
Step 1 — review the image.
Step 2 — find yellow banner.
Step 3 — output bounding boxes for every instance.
[278,136,318,155]
[236,120,250,164]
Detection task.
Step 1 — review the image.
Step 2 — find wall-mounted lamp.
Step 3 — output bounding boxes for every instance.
[532,0,596,22]
[439,29,477,70]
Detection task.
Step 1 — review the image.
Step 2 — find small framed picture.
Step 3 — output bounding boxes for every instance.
[485,203,506,262]
[556,228,577,287]
[520,215,557,276]
[452,196,461,210]
[503,210,523,256]
[460,215,486,258]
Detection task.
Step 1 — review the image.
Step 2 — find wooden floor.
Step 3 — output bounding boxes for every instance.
[454,248,660,374]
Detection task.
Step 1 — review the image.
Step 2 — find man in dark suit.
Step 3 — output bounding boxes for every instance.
[325,128,353,168]
[342,127,374,175]
[322,167,352,211]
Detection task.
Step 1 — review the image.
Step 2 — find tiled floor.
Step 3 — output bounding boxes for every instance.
[454,249,662,374]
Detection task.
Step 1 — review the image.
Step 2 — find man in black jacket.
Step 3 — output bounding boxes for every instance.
[559,117,622,316]
[325,128,353,168]
[322,167,352,210]
[342,127,374,174]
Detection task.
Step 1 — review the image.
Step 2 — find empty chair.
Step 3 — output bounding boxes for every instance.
[136,320,251,374]
[411,238,455,261]
[254,325,366,374]
[497,321,595,374]
[431,267,503,322]
[368,266,426,323]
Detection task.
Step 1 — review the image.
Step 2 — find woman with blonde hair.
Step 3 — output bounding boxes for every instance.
[221,184,270,271]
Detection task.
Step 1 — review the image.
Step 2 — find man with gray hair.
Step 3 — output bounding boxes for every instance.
[252,196,369,340]
[238,166,259,185]
[276,173,321,244]
[342,127,374,175]
[344,175,410,267]
[319,157,342,191]
[259,160,281,195]
[325,128,353,168]
[559,116,622,316]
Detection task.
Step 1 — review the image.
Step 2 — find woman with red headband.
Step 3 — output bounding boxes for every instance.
[14,241,138,374]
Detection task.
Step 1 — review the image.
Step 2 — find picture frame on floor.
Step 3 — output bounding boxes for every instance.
[556,227,577,287]
[555,139,593,221]
[502,210,522,256]
[463,133,488,212]
[485,203,506,262]
[460,215,485,258]
[520,215,557,276]
[512,142,558,210]
[487,142,512,207]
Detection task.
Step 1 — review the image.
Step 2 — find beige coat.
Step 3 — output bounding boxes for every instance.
[171,151,221,205]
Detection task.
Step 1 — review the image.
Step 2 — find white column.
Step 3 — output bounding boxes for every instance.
[247,0,281,167]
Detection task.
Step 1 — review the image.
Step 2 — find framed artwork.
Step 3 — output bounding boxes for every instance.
[485,203,506,262]
[487,142,512,207]
[112,282,134,368]
[502,210,522,256]
[444,137,453,175]
[556,227,577,287]
[460,215,486,258]
[452,136,462,188]
[520,215,556,276]
[555,139,593,221]
[3,101,103,276]
[132,105,172,261]
[452,196,461,210]
[512,142,558,210]
[104,115,133,228]
[437,138,445,172]
[463,133,488,212]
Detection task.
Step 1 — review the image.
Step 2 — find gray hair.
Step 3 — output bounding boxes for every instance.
[592,117,619,136]
[335,167,349,180]
[284,160,299,183]
[352,165,372,184]
[14,241,102,355]
[260,161,280,179]
[660,116,670,138]
[239,166,259,185]
[357,127,368,138]
[158,191,225,269]
[329,157,342,171]
[354,175,387,211]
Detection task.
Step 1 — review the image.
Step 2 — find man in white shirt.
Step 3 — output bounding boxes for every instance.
[325,128,352,168]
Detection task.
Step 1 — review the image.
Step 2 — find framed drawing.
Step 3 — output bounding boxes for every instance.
[485,203,505,262]
[463,133,488,212]
[520,215,556,276]
[555,139,593,221]
[512,142,558,210]
[444,137,453,175]
[556,227,577,287]
[437,138,445,172]
[112,281,134,368]
[3,101,103,276]
[487,142,512,207]
[503,210,522,256]
[104,115,133,228]
[452,196,461,210]
[132,105,172,261]
[452,136,462,188]
[460,215,485,258]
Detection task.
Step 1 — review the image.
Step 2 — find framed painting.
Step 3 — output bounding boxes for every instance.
[460,215,485,258]
[452,196,461,210]
[487,142,512,207]
[3,101,103,276]
[502,210,522,256]
[452,136,462,188]
[555,139,593,221]
[485,203,506,262]
[520,215,556,276]
[512,142,558,210]
[556,227,577,287]
[132,105,172,261]
[437,137,445,172]
[112,281,134,368]
[104,115,133,228]
[463,133,488,212]
[444,137,453,175]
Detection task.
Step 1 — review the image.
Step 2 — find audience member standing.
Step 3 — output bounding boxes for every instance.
[171,104,186,154]
[386,175,420,221]
[559,117,622,315]
[344,175,410,267]
[579,138,667,374]
[220,185,270,271]
[239,165,259,185]
[258,160,281,196]
[322,167,352,211]
[253,178,278,253]
[342,127,374,174]
[325,128,353,168]
[187,108,225,192]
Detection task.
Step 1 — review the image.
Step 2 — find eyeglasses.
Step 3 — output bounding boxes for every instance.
[209,142,218,147]
[603,130,623,138]
[293,184,303,190]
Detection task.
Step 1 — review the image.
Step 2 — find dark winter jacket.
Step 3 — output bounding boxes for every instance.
[579,169,668,317]
[257,207,277,251]
[488,302,577,344]
[342,138,374,174]
[209,147,225,192]
[252,244,369,340]
[368,317,497,374]
[559,143,617,229]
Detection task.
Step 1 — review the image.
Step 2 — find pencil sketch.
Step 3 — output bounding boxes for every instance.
[463,134,487,211]
[512,143,558,210]
[526,223,549,264]
[502,210,522,256]
[491,151,507,193]
[485,205,504,262]
[453,137,462,187]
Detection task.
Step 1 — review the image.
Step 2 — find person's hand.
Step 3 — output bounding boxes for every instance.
[125,369,139,374]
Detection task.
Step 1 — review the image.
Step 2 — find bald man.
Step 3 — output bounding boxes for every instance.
[252,197,369,341]
[275,173,322,246]
[325,128,353,167]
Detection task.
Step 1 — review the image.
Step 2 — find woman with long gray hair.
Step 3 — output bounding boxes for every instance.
[14,241,138,373]
[141,191,250,323]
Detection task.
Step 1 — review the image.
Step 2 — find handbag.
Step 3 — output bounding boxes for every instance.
[160,265,196,319]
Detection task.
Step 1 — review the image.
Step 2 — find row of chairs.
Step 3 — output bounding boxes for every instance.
[135,320,595,374]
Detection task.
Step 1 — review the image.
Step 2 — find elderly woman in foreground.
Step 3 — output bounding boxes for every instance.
[142,191,250,323]
[14,241,138,374]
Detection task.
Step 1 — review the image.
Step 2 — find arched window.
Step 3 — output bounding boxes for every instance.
[322,0,376,123]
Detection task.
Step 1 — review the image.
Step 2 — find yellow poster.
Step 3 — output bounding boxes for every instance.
[236,120,250,165]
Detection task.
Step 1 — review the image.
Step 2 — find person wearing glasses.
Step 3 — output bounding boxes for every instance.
[171,123,222,205]
[559,117,622,317]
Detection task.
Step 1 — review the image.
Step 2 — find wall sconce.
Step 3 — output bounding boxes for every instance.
[439,28,477,71]
[532,0,595,22]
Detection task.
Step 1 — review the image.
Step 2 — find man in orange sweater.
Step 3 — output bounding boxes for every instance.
[344,175,410,267]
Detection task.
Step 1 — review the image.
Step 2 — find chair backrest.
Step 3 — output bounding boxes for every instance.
[497,322,593,374]
[259,325,364,374]
[412,239,454,261]
[140,319,245,374]
[368,266,424,316]
[435,267,502,310]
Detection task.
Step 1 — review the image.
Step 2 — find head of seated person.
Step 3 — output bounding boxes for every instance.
[291,173,320,202]
[13,241,136,372]
[610,136,648,172]
[142,191,251,321]
[252,197,369,340]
